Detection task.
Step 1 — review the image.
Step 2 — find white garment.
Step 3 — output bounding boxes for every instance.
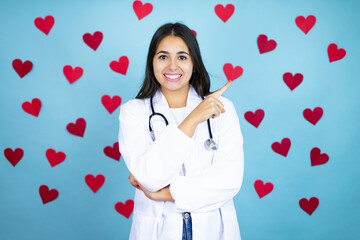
[118,85,244,240]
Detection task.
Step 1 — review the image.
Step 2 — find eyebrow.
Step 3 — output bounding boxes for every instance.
[156,50,190,55]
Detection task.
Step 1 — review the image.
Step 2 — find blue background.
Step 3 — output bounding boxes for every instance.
[1,0,359,239]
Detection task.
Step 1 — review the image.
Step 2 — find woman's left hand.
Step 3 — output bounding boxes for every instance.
[128,174,174,202]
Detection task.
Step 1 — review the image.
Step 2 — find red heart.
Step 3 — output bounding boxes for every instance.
[85,174,105,193]
[271,138,291,157]
[133,1,153,20]
[115,200,134,219]
[110,56,129,75]
[257,34,277,54]
[63,65,83,84]
[66,118,86,137]
[83,31,103,51]
[223,63,243,81]
[39,185,59,204]
[244,109,264,128]
[101,95,122,114]
[214,4,235,23]
[12,59,33,78]
[192,30,197,37]
[295,15,316,34]
[299,197,319,215]
[34,15,54,35]
[283,72,303,91]
[4,148,24,167]
[46,149,66,167]
[104,142,121,161]
[310,147,329,166]
[303,107,323,125]
[22,98,41,117]
[328,43,346,63]
[254,180,274,198]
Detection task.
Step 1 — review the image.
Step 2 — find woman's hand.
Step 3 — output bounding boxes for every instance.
[128,174,174,202]
[179,81,232,137]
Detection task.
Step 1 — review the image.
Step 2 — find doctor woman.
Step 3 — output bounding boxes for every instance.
[118,23,244,240]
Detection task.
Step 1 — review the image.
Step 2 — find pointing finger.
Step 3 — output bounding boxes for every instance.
[210,81,232,99]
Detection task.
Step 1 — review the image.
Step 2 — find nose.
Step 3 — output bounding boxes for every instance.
[168,58,178,71]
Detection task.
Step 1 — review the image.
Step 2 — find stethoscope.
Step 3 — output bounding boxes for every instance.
[149,96,218,151]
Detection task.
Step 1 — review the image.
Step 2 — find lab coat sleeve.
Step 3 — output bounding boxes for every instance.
[169,98,244,212]
[118,99,196,192]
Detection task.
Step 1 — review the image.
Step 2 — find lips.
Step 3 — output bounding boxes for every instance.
[164,73,182,82]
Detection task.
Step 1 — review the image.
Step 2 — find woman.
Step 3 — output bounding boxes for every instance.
[118,23,244,240]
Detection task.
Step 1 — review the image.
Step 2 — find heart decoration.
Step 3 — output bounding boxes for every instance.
[63,65,83,84]
[257,34,277,54]
[4,148,24,167]
[254,180,274,198]
[310,147,329,166]
[244,109,265,128]
[104,142,121,161]
[101,95,122,114]
[214,4,235,23]
[192,30,197,37]
[110,56,129,75]
[115,200,134,219]
[34,15,55,35]
[295,15,316,34]
[12,59,33,78]
[223,63,243,81]
[85,174,105,193]
[83,31,103,51]
[133,1,153,20]
[46,149,66,167]
[22,98,41,117]
[283,72,303,91]
[299,197,319,215]
[303,107,323,125]
[271,138,291,157]
[39,185,59,204]
[66,118,86,137]
[328,43,346,63]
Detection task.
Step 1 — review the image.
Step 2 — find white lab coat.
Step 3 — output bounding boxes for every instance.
[118,85,244,239]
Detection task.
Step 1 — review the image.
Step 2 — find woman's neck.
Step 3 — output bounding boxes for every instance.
[161,85,189,108]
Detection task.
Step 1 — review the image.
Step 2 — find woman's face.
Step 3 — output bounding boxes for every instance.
[153,35,194,97]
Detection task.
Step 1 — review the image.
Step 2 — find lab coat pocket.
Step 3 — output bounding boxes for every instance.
[129,213,158,240]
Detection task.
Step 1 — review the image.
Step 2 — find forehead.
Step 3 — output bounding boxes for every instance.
[156,35,189,52]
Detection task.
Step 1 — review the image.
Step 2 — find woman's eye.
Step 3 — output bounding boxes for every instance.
[159,55,167,60]
[179,55,187,61]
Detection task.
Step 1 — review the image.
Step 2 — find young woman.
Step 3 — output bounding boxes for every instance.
[118,23,244,240]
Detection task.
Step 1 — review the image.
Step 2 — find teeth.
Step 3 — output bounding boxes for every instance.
[164,74,181,79]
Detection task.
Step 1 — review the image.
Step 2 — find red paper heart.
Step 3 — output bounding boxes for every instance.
[328,43,346,63]
[101,95,122,114]
[34,15,54,35]
[214,4,235,23]
[66,118,86,137]
[223,63,243,81]
[192,30,197,37]
[22,98,41,117]
[110,56,129,75]
[310,147,329,166]
[271,138,291,157]
[115,200,134,219]
[63,65,83,84]
[299,197,319,215]
[46,149,66,167]
[295,15,316,34]
[283,72,303,91]
[244,109,264,128]
[85,174,105,193]
[303,107,323,125]
[83,31,103,51]
[133,1,153,20]
[12,59,33,78]
[104,142,121,161]
[254,180,274,198]
[257,34,277,54]
[4,148,24,167]
[39,185,59,204]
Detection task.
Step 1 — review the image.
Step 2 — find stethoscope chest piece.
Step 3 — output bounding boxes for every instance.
[205,139,218,151]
